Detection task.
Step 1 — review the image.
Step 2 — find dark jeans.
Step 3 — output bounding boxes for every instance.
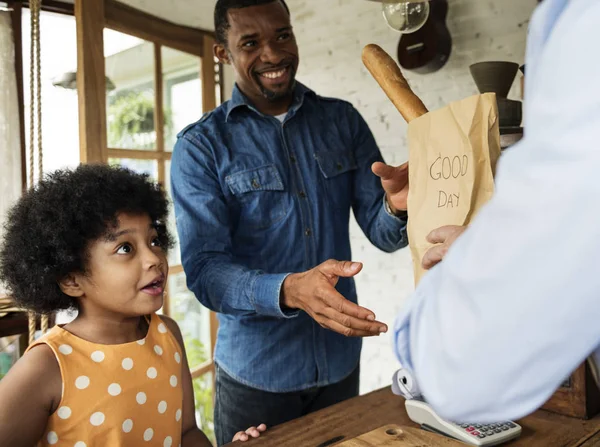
[214,364,360,446]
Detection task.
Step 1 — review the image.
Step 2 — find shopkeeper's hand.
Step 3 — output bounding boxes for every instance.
[281,260,388,337]
[232,424,267,442]
[372,161,409,214]
[422,225,467,270]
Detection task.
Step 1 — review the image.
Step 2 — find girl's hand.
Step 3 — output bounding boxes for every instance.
[232,424,267,442]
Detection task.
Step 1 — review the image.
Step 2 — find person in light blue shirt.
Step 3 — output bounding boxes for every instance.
[170,0,410,444]
[394,0,600,424]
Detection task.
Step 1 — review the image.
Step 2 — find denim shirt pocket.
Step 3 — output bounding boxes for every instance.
[315,150,357,211]
[226,165,289,230]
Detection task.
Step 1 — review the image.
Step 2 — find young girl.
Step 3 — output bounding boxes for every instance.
[0,164,266,447]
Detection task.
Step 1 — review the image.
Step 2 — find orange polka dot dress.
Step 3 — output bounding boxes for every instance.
[27,314,183,447]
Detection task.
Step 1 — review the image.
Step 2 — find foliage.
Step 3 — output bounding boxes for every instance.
[183,336,216,445]
[107,90,172,150]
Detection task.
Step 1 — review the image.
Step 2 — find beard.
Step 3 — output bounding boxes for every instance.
[254,64,297,102]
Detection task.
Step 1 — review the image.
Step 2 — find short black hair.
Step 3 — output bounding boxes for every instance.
[0,164,173,315]
[214,0,290,46]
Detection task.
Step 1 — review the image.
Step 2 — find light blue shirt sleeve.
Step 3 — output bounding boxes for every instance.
[393,0,600,423]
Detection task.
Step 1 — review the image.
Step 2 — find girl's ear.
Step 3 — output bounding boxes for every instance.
[58,274,85,298]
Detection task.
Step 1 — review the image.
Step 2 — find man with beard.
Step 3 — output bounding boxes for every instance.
[171,0,410,444]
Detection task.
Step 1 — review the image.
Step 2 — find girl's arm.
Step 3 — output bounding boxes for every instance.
[0,344,61,446]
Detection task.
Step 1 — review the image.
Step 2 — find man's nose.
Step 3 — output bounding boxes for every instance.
[260,42,284,65]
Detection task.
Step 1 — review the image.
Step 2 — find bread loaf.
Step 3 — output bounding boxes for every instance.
[362,44,428,123]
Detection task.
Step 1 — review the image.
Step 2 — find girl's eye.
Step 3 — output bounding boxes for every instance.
[151,237,162,247]
[117,243,133,254]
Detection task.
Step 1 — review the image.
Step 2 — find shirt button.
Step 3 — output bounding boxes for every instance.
[336,163,343,171]
[290,155,297,163]
[251,179,260,189]
[304,228,312,237]
[299,191,306,198]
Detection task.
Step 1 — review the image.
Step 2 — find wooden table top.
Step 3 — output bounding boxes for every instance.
[224,386,600,447]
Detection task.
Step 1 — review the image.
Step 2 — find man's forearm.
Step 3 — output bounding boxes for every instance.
[184,254,295,319]
[367,198,409,253]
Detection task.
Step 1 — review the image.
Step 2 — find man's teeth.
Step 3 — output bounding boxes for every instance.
[261,68,286,79]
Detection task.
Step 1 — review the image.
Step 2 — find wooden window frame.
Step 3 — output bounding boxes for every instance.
[75,0,217,165]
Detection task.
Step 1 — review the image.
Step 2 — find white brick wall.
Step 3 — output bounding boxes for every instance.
[110,0,538,394]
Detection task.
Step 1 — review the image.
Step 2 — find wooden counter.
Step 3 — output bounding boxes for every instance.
[225,386,600,446]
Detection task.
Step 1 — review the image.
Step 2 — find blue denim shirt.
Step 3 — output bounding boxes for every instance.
[171,82,408,392]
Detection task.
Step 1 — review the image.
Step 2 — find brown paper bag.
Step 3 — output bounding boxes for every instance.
[407,93,501,285]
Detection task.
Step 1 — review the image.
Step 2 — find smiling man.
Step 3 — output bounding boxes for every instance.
[170,0,411,444]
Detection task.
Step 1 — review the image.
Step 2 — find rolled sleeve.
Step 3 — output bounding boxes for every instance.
[251,273,299,319]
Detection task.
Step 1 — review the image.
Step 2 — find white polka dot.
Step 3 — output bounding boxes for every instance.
[108,383,122,396]
[122,419,134,433]
[58,344,73,355]
[175,409,182,422]
[47,431,58,444]
[154,345,163,356]
[90,412,105,426]
[158,401,168,414]
[158,323,167,333]
[74,442,87,447]
[91,350,105,362]
[137,338,146,345]
[170,375,178,387]
[75,376,90,389]
[164,436,173,447]
[144,428,154,441]
[122,358,134,370]
[147,367,158,379]
[136,392,147,404]
[174,352,181,364]
[57,406,71,419]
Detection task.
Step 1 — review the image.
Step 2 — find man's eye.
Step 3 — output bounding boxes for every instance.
[243,41,257,48]
[117,244,133,254]
[151,237,162,247]
[278,33,291,41]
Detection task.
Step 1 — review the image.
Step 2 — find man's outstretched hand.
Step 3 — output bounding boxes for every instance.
[281,260,388,337]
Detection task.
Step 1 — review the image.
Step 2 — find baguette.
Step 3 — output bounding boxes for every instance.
[362,44,428,123]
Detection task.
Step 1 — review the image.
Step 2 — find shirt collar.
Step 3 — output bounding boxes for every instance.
[225,82,314,122]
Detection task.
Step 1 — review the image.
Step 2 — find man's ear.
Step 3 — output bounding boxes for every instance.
[214,43,230,65]
[59,274,85,298]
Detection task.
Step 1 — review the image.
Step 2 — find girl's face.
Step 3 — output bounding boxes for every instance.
[70,212,169,318]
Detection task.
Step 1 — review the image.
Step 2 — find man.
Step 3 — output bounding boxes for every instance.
[170,0,410,444]
[393,0,600,424]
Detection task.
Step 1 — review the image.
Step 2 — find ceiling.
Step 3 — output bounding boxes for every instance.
[60,0,217,30]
